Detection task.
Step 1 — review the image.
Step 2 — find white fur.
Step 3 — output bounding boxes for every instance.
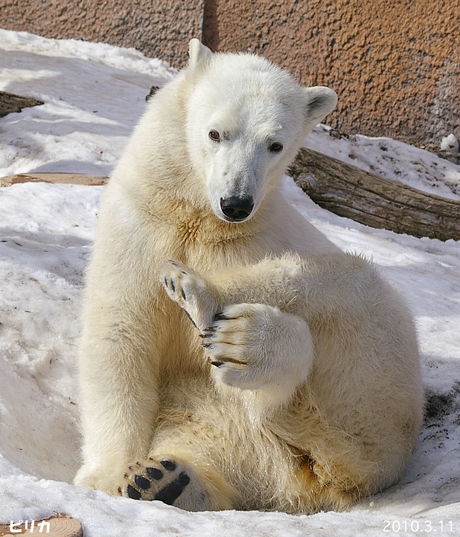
[74,40,423,513]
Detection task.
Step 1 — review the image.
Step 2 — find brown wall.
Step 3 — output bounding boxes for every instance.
[1,0,459,145]
[211,0,460,146]
[0,0,204,67]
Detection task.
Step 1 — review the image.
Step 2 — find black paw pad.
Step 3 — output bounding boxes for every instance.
[147,467,164,480]
[179,472,190,486]
[154,471,190,506]
[135,475,151,490]
[160,459,176,471]
[127,484,142,500]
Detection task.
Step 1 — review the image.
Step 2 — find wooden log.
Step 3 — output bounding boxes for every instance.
[1,161,459,241]
[288,147,460,241]
[0,173,108,187]
[0,91,44,118]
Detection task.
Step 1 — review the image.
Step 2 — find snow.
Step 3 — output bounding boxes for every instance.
[304,125,460,201]
[1,29,460,536]
[0,29,175,177]
[440,134,459,154]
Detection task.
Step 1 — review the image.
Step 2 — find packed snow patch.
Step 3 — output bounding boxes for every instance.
[440,134,459,154]
[304,125,460,200]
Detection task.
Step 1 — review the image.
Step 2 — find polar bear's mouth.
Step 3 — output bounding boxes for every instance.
[219,196,254,223]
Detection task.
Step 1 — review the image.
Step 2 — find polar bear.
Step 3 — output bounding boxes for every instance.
[74,39,423,513]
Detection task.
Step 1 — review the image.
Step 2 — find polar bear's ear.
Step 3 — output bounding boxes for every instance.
[303,86,338,129]
[187,39,213,81]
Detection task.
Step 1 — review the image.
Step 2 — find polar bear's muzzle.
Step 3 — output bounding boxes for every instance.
[220,196,254,223]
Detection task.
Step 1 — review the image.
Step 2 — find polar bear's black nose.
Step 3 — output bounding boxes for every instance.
[220,196,254,222]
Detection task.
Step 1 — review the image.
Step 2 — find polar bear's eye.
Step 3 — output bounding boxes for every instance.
[209,130,221,142]
[269,142,283,153]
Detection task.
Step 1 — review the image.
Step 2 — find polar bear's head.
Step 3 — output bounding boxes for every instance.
[185,39,337,223]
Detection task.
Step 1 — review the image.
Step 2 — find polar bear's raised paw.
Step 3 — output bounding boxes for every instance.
[162,260,219,332]
[200,303,281,389]
[120,457,208,510]
[201,303,315,405]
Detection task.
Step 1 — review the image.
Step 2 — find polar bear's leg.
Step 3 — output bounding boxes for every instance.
[162,260,314,408]
[74,289,164,494]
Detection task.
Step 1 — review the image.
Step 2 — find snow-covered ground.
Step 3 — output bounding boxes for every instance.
[1,29,459,536]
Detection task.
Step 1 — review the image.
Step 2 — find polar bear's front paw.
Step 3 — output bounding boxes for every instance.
[162,260,219,332]
[120,457,208,510]
[201,303,314,405]
[201,303,285,391]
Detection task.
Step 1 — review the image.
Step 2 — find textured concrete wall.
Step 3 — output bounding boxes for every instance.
[210,0,460,146]
[0,0,204,67]
[1,0,458,145]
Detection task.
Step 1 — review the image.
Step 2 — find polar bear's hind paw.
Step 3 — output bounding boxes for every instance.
[120,458,207,509]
